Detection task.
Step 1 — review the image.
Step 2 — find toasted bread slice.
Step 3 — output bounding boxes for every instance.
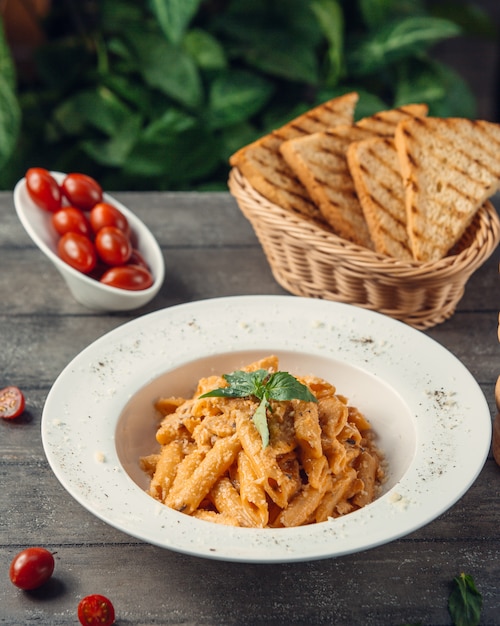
[229,92,359,225]
[280,124,375,246]
[395,116,500,262]
[280,105,428,247]
[347,136,413,260]
[356,103,428,135]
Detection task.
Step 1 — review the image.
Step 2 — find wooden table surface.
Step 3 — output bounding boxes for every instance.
[1,190,499,625]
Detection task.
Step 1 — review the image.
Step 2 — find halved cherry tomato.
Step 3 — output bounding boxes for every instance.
[78,594,115,626]
[100,265,154,291]
[62,173,102,211]
[0,386,25,419]
[25,168,61,213]
[90,202,129,235]
[58,232,97,274]
[9,547,55,590]
[95,226,132,266]
[52,207,92,237]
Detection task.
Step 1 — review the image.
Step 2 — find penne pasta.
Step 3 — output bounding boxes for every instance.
[142,356,385,527]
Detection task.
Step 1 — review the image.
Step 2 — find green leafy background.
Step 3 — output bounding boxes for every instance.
[0,0,494,190]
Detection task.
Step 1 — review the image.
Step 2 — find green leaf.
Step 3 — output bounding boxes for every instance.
[265,372,317,403]
[351,90,389,121]
[448,573,482,626]
[150,0,202,45]
[183,29,227,71]
[208,70,274,129]
[358,0,399,30]
[220,122,260,160]
[0,74,21,171]
[124,125,220,182]
[252,397,270,448]
[142,108,196,139]
[58,87,134,137]
[394,60,447,107]
[201,370,269,399]
[0,20,20,169]
[238,34,319,84]
[0,17,16,90]
[311,0,344,86]
[348,16,462,76]
[128,31,203,109]
[395,59,476,118]
[81,113,143,167]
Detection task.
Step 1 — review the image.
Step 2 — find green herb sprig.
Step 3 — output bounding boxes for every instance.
[448,573,483,626]
[199,369,317,447]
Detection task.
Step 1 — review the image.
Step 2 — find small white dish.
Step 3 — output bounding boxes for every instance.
[41,296,491,563]
[14,171,165,311]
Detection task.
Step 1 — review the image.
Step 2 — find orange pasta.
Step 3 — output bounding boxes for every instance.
[141,356,385,527]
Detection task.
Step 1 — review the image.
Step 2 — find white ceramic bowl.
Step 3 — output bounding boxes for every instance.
[14,171,165,311]
[41,296,491,563]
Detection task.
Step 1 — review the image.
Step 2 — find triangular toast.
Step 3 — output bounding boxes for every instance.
[395,116,500,262]
[280,105,428,247]
[347,136,413,260]
[229,92,359,225]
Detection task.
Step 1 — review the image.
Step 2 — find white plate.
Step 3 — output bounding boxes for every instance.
[41,296,490,562]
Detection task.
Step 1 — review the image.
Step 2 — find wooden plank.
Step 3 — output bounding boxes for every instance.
[0,539,498,624]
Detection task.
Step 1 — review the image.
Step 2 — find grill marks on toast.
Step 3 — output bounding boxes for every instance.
[396,116,500,262]
[356,104,429,135]
[280,125,374,246]
[347,137,413,260]
[279,106,428,248]
[229,92,359,226]
[231,94,499,262]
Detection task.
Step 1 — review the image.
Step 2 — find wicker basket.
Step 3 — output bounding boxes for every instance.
[229,167,500,329]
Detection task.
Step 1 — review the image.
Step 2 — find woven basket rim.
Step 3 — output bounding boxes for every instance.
[229,167,500,280]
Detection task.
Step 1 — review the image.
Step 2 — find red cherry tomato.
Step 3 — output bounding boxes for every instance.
[58,232,97,274]
[78,594,115,626]
[89,202,129,235]
[128,248,149,270]
[95,226,132,266]
[62,173,102,211]
[9,547,55,590]
[25,168,62,212]
[0,385,25,419]
[52,207,92,237]
[100,265,154,291]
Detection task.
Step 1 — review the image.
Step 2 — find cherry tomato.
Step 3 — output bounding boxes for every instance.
[95,226,132,266]
[25,168,62,213]
[89,202,129,235]
[128,248,149,270]
[58,232,97,274]
[9,547,55,590]
[62,173,102,211]
[0,385,25,419]
[78,594,115,626]
[52,207,92,237]
[100,265,154,291]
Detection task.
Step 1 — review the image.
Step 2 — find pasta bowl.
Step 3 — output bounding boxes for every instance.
[14,171,165,311]
[41,295,491,562]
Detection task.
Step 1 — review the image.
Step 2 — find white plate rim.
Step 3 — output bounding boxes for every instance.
[41,295,491,563]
